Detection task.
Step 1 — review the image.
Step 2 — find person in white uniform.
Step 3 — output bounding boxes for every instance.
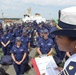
[52,6,76,75]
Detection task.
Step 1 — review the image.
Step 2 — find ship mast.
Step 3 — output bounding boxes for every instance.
[27,8,31,16]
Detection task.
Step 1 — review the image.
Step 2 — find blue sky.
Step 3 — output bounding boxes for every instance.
[0,0,76,20]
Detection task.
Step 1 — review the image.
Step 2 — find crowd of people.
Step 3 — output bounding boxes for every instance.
[0,20,71,75]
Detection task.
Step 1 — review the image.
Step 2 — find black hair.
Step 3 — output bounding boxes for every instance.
[68,37,76,41]
[0,67,9,75]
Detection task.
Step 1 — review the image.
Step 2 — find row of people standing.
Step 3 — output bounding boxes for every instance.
[0,23,31,55]
[0,21,71,61]
[0,21,56,55]
[0,21,71,75]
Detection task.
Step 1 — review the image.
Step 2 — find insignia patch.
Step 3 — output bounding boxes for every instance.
[69,66,74,70]
[48,43,51,45]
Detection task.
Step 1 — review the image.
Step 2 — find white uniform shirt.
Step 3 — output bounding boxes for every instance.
[64,53,76,69]
[59,53,76,75]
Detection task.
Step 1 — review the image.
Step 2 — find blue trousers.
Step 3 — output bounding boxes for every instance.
[13,63,25,75]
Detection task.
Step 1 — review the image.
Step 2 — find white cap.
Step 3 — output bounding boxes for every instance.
[60,6,76,25]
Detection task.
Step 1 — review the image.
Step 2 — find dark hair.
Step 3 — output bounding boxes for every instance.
[0,67,9,75]
[68,37,76,41]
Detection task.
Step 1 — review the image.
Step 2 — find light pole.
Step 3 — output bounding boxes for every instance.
[1,10,4,21]
[49,13,51,20]
[1,10,4,28]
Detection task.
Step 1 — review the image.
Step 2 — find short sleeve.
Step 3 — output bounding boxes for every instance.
[28,37,30,43]
[37,39,41,47]
[1,36,3,42]
[50,39,55,48]
[23,45,28,53]
[10,46,14,53]
[36,36,39,42]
